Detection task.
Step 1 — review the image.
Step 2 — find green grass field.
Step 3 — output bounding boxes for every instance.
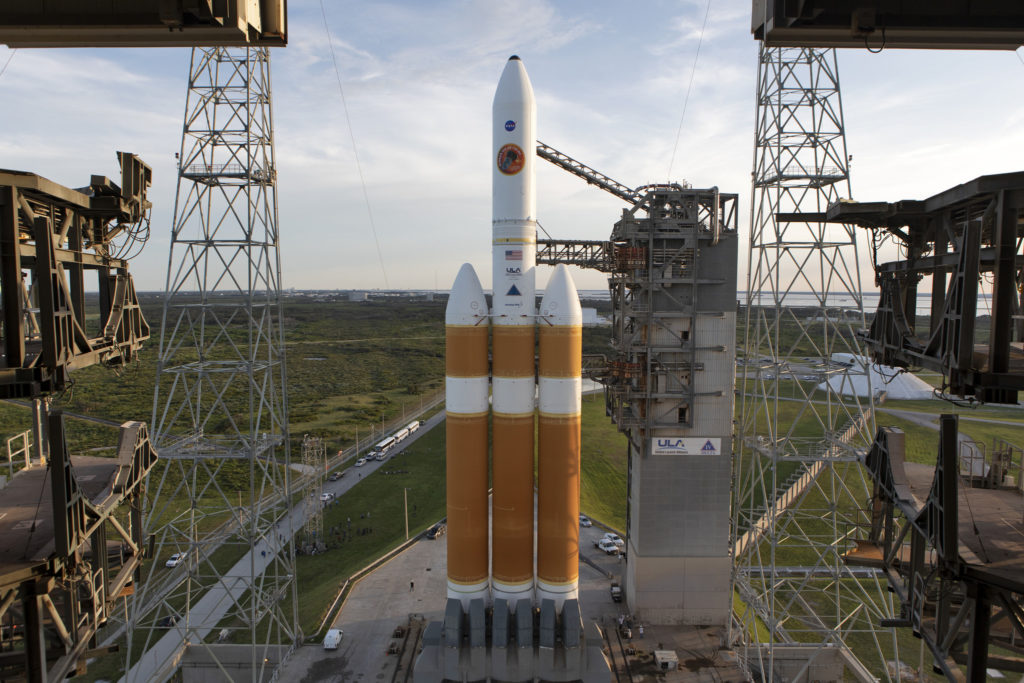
[579,392,627,531]
[292,423,448,633]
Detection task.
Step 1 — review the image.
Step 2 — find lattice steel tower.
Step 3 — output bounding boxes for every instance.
[126,46,298,682]
[732,46,900,679]
[301,434,326,551]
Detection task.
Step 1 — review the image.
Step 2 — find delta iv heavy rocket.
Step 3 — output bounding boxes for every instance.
[444,55,582,613]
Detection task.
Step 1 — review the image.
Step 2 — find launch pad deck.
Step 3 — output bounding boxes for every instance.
[903,461,1024,591]
[0,456,126,587]
[279,523,747,681]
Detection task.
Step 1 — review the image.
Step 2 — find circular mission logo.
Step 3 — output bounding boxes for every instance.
[496,143,525,175]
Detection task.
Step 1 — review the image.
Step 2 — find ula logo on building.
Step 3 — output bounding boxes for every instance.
[657,438,690,453]
[651,437,721,456]
[506,267,521,274]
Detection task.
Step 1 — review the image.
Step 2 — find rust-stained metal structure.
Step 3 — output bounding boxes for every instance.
[0,158,157,682]
[0,156,151,399]
[0,416,157,683]
[858,419,1024,682]
[0,1,286,48]
[752,0,1024,50]
[839,173,1024,681]
[828,172,1024,404]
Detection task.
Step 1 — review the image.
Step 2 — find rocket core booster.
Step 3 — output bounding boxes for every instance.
[445,56,582,612]
[490,55,538,606]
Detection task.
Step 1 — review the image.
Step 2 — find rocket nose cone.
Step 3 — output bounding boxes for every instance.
[494,55,534,105]
[446,263,488,325]
[539,264,581,324]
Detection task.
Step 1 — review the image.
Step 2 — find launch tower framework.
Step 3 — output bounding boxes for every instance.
[540,183,739,625]
[732,45,900,679]
[606,186,739,624]
[126,46,299,681]
[301,434,326,551]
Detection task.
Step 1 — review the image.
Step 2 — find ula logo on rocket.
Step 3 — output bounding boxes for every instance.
[505,120,516,132]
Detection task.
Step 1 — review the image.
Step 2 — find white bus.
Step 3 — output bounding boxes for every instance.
[372,435,396,460]
[405,420,420,434]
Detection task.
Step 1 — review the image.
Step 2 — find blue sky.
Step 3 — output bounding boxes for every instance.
[1,1,1022,293]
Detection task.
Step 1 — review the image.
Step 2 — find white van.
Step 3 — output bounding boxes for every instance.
[323,628,343,650]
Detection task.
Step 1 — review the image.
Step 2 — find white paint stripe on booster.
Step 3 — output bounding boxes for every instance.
[537,377,581,415]
[491,376,536,414]
[445,377,489,414]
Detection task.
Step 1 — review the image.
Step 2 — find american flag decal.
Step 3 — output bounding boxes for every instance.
[505,249,522,260]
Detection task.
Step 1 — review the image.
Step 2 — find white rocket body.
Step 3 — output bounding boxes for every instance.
[491,55,537,322]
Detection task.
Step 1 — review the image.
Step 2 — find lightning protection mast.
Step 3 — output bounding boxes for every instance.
[732,46,901,680]
[126,46,299,682]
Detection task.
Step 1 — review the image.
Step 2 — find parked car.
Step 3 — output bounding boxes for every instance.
[602,533,624,548]
[328,471,342,481]
[157,615,179,628]
[355,458,367,467]
[320,492,335,502]
[426,523,447,540]
[166,552,186,568]
[596,539,619,555]
[323,628,343,650]
[610,583,622,602]
[579,514,592,528]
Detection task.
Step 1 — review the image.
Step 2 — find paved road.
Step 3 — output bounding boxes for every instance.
[120,410,446,683]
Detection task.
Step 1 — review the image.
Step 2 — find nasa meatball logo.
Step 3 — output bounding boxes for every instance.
[504,120,516,132]
[496,144,525,175]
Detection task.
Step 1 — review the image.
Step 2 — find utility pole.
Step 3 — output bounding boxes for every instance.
[404,488,410,540]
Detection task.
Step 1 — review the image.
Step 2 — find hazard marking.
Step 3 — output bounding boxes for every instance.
[506,284,521,296]
[702,440,716,452]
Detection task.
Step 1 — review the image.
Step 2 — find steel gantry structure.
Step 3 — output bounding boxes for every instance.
[126,46,299,683]
[731,45,900,681]
[0,157,157,682]
[536,143,740,627]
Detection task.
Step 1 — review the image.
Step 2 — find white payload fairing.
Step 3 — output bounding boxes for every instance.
[444,56,582,613]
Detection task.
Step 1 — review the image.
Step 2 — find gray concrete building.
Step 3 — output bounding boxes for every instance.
[604,186,738,626]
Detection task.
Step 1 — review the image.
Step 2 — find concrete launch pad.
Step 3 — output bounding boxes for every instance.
[277,523,747,681]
